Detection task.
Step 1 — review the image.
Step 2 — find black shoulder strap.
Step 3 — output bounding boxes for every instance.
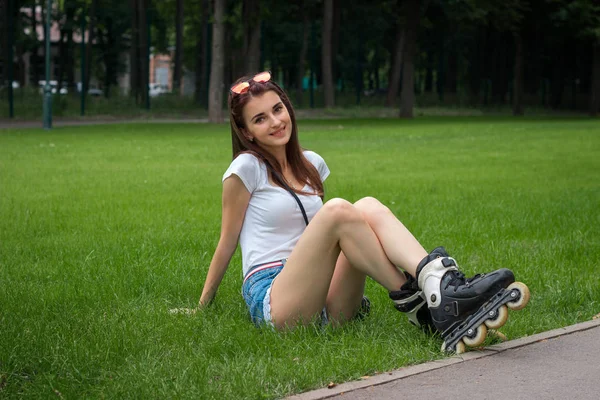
[267,165,309,226]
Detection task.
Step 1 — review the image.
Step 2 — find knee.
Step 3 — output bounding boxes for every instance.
[354,196,393,221]
[321,198,362,224]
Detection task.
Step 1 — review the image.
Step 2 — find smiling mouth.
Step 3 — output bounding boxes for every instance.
[270,128,285,136]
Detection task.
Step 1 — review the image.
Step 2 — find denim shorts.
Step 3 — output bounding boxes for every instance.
[242,260,286,327]
[242,259,329,328]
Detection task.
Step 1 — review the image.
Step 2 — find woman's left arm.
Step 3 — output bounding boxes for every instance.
[198,175,251,307]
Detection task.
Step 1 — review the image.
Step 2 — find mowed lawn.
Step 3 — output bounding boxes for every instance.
[1,117,599,399]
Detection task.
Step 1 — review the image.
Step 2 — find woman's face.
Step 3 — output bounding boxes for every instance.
[242,90,292,153]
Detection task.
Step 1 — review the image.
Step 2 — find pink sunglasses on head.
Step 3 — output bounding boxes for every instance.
[230,71,272,95]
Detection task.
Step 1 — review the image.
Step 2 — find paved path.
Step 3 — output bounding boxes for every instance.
[288,319,600,400]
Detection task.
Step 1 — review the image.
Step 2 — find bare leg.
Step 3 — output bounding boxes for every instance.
[269,197,427,328]
[326,197,428,322]
[353,197,427,277]
[325,252,366,323]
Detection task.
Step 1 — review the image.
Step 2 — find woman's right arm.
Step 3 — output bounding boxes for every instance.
[199,175,251,307]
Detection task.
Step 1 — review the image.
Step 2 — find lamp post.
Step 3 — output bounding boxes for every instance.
[43,0,53,129]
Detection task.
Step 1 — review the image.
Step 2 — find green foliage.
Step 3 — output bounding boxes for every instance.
[1,117,599,398]
[549,0,600,41]
[5,0,599,112]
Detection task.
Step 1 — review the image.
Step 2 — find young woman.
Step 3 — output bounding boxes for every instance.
[197,71,529,353]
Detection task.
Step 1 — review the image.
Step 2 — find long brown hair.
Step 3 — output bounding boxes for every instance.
[228,75,324,197]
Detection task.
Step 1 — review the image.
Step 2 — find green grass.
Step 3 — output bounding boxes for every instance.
[1,117,599,398]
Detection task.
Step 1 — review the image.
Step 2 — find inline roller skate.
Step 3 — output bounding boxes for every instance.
[389,272,434,332]
[416,247,530,354]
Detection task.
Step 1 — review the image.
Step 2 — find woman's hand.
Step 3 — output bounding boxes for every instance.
[198,296,214,309]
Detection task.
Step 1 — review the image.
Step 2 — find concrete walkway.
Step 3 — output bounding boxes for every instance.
[288,318,600,400]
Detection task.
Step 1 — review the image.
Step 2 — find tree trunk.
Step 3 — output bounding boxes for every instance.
[331,0,341,83]
[243,0,261,74]
[468,27,484,106]
[173,0,184,95]
[101,18,118,98]
[1,0,7,91]
[29,3,39,85]
[41,1,47,81]
[85,0,98,96]
[399,0,421,118]
[65,4,75,95]
[385,25,404,107]
[424,51,433,93]
[513,31,524,116]
[57,28,66,94]
[208,0,225,123]
[296,8,309,107]
[137,0,149,106]
[550,38,568,109]
[445,50,457,95]
[591,42,600,117]
[194,0,209,106]
[322,0,335,108]
[129,0,139,100]
[490,32,509,105]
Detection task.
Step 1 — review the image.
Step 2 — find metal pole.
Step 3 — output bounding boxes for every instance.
[43,0,53,129]
[80,8,86,116]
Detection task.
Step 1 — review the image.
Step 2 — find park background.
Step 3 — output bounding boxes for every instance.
[1,1,600,399]
[1,0,599,121]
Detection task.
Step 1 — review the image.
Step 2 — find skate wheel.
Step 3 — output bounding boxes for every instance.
[441,340,466,354]
[462,324,487,347]
[484,305,509,329]
[506,282,530,310]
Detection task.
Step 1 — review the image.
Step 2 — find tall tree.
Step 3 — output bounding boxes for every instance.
[513,29,525,115]
[173,0,184,95]
[96,0,130,98]
[592,42,600,116]
[56,1,77,95]
[194,0,210,106]
[399,0,422,118]
[129,0,139,100]
[322,0,335,107]
[510,1,529,116]
[386,13,404,107]
[29,1,40,86]
[551,0,600,115]
[296,2,310,106]
[85,0,98,97]
[243,0,261,73]
[209,0,225,123]
[0,0,7,92]
[137,0,149,105]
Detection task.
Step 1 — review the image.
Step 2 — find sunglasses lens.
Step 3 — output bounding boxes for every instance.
[253,71,271,83]
[231,81,250,94]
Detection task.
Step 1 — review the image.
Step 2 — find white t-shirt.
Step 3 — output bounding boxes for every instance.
[222,151,330,277]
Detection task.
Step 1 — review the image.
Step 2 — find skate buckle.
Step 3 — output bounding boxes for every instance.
[443,301,459,316]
